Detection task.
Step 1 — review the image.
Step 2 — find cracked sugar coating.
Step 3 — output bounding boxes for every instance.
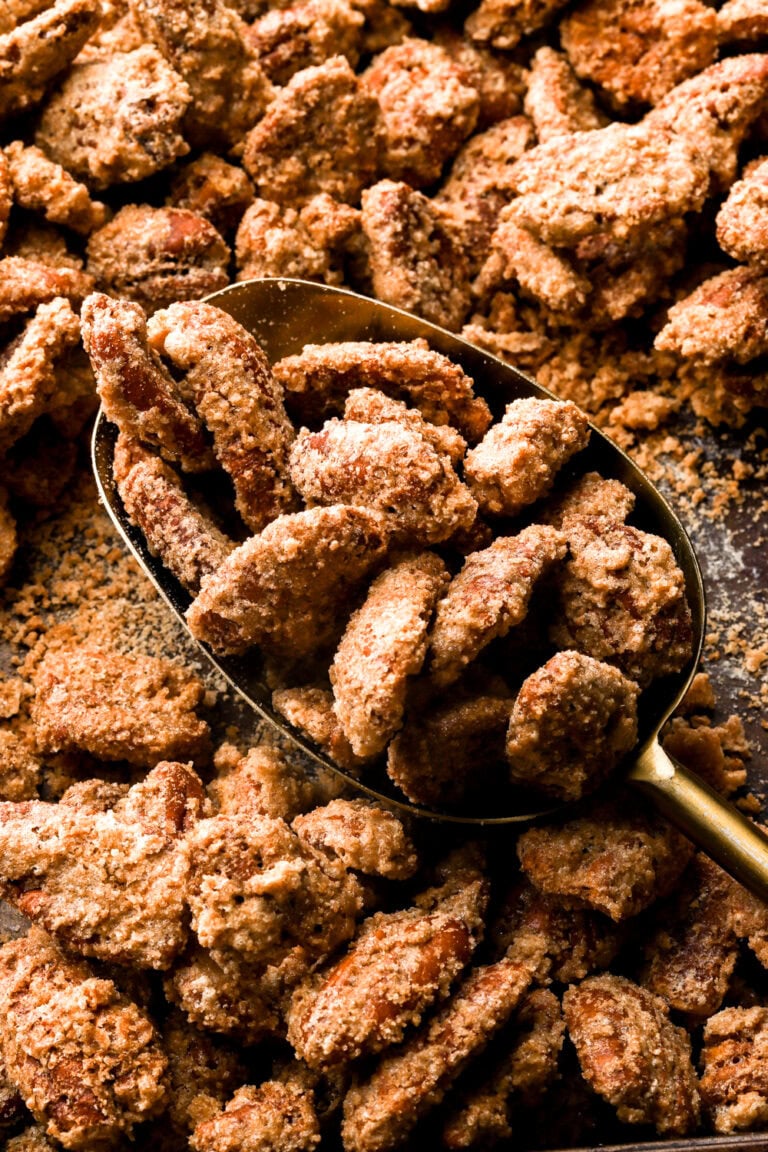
[506,651,639,802]
[245,0,364,86]
[272,685,368,774]
[32,644,211,767]
[464,0,570,50]
[273,338,490,440]
[517,797,693,921]
[0,762,205,969]
[0,0,101,122]
[190,1081,321,1152]
[34,44,191,189]
[113,434,234,596]
[551,515,693,686]
[0,928,168,1149]
[81,293,214,473]
[464,397,590,517]
[289,418,477,545]
[700,1006,768,1133]
[131,0,274,151]
[167,152,255,237]
[361,179,473,332]
[287,863,486,1068]
[563,974,701,1135]
[330,553,449,757]
[428,523,567,687]
[342,954,534,1152]
[186,505,389,658]
[148,300,297,532]
[243,56,380,205]
[560,0,717,110]
[343,388,467,466]
[656,265,768,365]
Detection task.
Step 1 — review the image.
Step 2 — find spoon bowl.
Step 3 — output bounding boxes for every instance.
[92,278,768,896]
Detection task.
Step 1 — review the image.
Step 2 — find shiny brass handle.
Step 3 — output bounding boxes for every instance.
[629,739,768,902]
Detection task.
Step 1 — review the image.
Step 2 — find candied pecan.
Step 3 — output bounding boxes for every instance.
[0,297,81,454]
[524,47,607,142]
[187,812,362,966]
[717,0,768,44]
[563,974,700,1135]
[700,1006,768,1133]
[34,45,191,190]
[517,798,693,920]
[342,955,534,1152]
[489,876,622,982]
[191,1082,320,1152]
[86,205,230,314]
[32,644,211,767]
[166,943,299,1043]
[209,743,317,822]
[464,398,590,517]
[6,1128,58,1152]
[362,39,479,187]
[432,28,527,127]
[0,731,39,801]
[428,524,565,687]
[273,338,490,440]
[436,115,534,269]
[0,762,205,968]
[716,157,768,266]
[0,0,101,122]
[541,471,636,528]
[4,142,107,236]
[0,928,168,1149]
[167,153,255,236]
[272,685,369,775]
[550,515,693,686]
[287,863,486,1067]
[361,179,472,331]
[387,691,511,807]
[560,0,717,110]
[293,799,417,880]
[477,214,590,315]
[640,853,740,1019]
[147,300,297,532]
[161,1008,244,1139]
[186,506,389,659]
[81,292,213,472]
[246,0,364,85]
[0,257,93,324]
[131,0,273,150]
[646,53,768,190]
[442,988,564,1148]
[506,651,639,802]
[290,419,477,545]
[113,435,234,595]
[464,0,570,50]
[234,197,351,283]
[505,120,709,250]
[344,388,467,465]
[243,56,380,205]
[329,553,449,756]
[657,266,768,366]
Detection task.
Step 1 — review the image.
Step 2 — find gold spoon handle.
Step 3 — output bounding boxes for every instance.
[630,739,768,902]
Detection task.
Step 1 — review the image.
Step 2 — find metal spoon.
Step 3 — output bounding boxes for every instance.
[91,277,768,900]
